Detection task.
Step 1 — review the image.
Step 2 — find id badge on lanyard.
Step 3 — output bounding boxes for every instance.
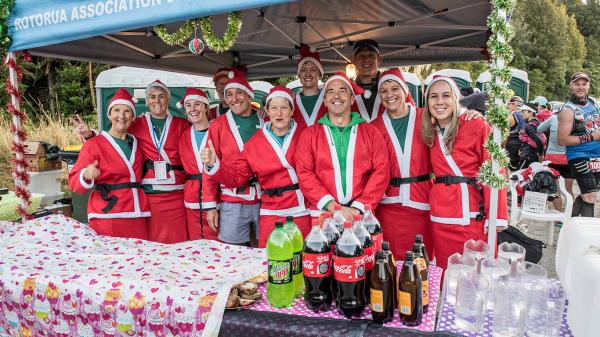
[152,121,169,180]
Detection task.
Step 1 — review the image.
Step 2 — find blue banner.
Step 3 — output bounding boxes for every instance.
[9,0,296,51]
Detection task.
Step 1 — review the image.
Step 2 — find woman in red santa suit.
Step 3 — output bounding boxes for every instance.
[68,88,150,239]
[292,45,328,130]
[370,68,433,260]
[421,76,508,269]
[177,88,219,240]
[201,86,310,247]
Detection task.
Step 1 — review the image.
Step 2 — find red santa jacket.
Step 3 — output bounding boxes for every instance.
[295,119,390,216]
[68,132,151,220]
[292,91,328,130]
[429,116,508,228]
[371,106,433,210]
[179,125,209,209]
[202,111,264,208]
[205,122,308,216]
[352,91,383,123]
[127,113,189,192]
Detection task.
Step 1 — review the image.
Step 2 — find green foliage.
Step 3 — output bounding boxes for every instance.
[510,0,585,99]
[54,62,92,117]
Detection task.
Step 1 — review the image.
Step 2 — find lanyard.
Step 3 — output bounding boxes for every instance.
[151,118,168,160]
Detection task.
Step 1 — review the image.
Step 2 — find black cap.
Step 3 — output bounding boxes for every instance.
[285,215,294,222]
[415,234,423,243]
[570,71,590,83]
[382,241,390,251]
[353,39,380,55]
[375,250,385,260]
[275,221,284,228]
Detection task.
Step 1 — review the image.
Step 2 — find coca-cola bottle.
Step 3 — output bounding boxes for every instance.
[321,211,340,299]
[352,213,374,302]
[333,221,366,318]
[303,219,333,312]
[361,204,383,252]
[332,204,345,233]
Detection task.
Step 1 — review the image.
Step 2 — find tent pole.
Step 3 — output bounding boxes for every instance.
[303,22,351,63]
[255,10,299,46]
[7,52,31,219]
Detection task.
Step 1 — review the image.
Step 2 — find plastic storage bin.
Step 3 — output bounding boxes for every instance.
[567,251,600,337]
[555,217,600,296]
[27,169,63,195]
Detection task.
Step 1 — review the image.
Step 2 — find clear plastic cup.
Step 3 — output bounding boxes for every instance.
[526,280,565,337]
[455,270,489,333]
[492,278,529,337]
[498,242,526,277]
[444,253,477,305]
[517,261,547,291]
[463,239,490,271]
[480,258,510,310]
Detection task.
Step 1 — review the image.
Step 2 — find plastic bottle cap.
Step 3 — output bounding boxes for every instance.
[405,251,414,260]
[275,221,284,228]
[413,243,420,252]
[311,219,320,226]
[415,234,423,243]
[353,214,362,221]
[324,211,332,219]
[334,204,342,210]
[343,221,352,228]
[375,250,384,260]
[382,241,390,251]
[286,216,294,222]
[365,204,372,211]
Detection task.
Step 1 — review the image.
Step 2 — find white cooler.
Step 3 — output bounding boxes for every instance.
[555,217,600,296]
[26,169,65,206]
[568,250,600,337]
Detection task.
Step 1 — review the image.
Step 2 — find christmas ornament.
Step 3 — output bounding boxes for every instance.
[188,38,204,55]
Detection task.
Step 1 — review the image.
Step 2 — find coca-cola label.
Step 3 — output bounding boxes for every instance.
[333,255,365,282]
[372,233,383,252]
[302,252,331,277]
[268,259,292,284]
[364,245,375,270]
[291,251,302,275]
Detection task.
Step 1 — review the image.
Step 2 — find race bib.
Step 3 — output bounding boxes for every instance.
[589,158,600,172]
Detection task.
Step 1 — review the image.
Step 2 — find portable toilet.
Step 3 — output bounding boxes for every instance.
[476,68,529,101]
[402,71,422,107]
[95,66,216,131]
[249,81,274,109]
[424,69,473,90]
[285,79,324,94]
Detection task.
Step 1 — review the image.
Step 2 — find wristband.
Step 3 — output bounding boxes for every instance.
[579,134,593,144]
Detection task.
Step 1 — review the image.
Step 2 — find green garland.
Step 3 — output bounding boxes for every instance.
[199,11,242,53]
[154,19,199,46]
[479,0,516,189]
[0,0,15,55]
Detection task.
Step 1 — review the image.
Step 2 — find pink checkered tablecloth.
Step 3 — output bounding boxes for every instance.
[252,263,442,331]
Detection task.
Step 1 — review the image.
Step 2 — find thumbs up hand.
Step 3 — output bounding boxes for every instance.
[84,160,101,181]
[201,140,217,166]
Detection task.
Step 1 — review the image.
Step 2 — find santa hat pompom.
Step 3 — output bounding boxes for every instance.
[363,90,371,99]
[132,97,138,103]
[176,101,183,109]
[228,70,235,79]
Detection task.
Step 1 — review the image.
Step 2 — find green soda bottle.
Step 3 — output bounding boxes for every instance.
[267,221,294,308]
[284,215,305,297]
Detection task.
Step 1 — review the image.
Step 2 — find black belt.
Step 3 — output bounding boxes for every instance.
[263,183,299,197]
[186,174,202,180]
[142,160,184,176]
[390,173,433,187]
[434,175,486,221]
[235,176,258,192]
[94,182,142,213]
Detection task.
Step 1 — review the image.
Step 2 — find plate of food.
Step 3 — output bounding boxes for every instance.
[226,281,262,309]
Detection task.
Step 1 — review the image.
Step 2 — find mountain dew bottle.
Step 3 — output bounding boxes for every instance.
[267,222,294,308]
[284,215,305,297]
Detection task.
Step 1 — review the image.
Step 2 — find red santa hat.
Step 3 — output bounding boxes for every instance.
[297,44,323,78]
[213,67,234,84]
[265,86,295,111]
[108,88,137,115]
[145,79,170,99]
[176,87,209,109]
[378,68,416,107]
[425,75,461,103]
[224,68,254,99]
[323,71,371,99]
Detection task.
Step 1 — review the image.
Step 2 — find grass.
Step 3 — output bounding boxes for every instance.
[0,110,90,191]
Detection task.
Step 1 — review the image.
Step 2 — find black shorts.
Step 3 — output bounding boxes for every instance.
[548,163,573,179]
[569,157,600,194]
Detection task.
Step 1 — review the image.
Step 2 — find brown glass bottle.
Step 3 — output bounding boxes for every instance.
[414,234,430,267]
[369,251,394,324]
[382,241,397,307]
[398,251,422,326]
[412,243,429,313]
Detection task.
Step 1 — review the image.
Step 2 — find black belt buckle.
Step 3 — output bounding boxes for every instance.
[272,188,284,197]
[441,176,451,186]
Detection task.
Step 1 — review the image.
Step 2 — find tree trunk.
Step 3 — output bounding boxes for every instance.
[88,62,96,112]
[46,60,55,112]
